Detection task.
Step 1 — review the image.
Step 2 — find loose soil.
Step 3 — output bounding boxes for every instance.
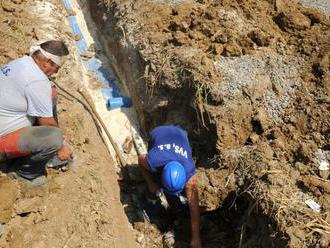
[85,0,329,247]
[0,0,136,247]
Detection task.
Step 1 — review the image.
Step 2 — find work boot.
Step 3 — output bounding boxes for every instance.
[7,172,48,187]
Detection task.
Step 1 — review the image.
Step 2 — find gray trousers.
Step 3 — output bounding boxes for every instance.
[2,126,63,179]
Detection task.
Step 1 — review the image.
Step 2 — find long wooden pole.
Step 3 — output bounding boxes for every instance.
[77,88,127,167]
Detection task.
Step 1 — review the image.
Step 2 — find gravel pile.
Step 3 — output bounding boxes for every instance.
[215,53,304,124]
[298,0,330,16]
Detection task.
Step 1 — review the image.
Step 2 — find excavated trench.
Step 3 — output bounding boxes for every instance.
[76,1,292,247]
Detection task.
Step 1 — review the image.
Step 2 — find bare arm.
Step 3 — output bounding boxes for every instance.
[185,175,202,248]
[37,116,58,127]
[138,154,160,194]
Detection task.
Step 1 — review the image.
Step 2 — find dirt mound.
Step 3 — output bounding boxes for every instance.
[87,0,329,247]
[0,0,136,247]
[0,0,36,64]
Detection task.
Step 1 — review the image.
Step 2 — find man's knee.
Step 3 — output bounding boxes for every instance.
[19,126,63,154]
[46,127,63,151]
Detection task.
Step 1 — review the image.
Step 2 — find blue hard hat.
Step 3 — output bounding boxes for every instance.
[161,161,186,195]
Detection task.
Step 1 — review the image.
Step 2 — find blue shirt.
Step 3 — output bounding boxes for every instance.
[146,125,196,182]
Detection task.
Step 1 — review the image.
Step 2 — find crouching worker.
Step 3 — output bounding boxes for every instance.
[138,125,202,248]
[0,40,72,186]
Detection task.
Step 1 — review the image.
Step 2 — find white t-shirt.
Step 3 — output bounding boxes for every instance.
[0,56,52,136]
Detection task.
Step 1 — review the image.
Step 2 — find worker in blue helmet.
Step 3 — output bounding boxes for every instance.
[138,125,201,248]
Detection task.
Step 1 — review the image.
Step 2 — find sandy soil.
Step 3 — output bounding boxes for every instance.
[0,0,137,247]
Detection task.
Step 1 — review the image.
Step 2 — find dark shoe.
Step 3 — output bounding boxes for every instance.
[7,172,47,187]
[46,154,79,170]
[46,155,68,168]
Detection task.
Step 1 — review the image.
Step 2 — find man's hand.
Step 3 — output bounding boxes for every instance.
[190,237,202,248]
[57,145,72,161]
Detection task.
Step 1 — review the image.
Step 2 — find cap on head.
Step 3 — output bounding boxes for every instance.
[161,161,186,195]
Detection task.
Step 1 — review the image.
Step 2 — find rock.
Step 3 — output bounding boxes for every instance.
[253,109,271,133]
[222,43,242,57]
[197,170,209,190]
[303,8,328,25]
[1,1,16,12]
[0,224,3,237]
[189,30,205,41]
[249,133,259,144]
[275,11,311,31]
[14,197,42,215]
[295,141,317,163]
[181,21,189,32]
[208,43,224,55]
[295,162,307,172]
[301,175,330,194]
[274,0,287,12]
[136,233,144,244]
[206,185,217,194]
[172,31,189,45]
[163,230,175,248]
[258,142,274,160]
[212,32,228,43]
[208,170,226,188]
[248,30,270,47]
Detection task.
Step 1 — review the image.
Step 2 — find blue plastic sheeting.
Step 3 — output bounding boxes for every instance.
[63,0,74,11]
[68,16,88,54]
[62,0,127,106]
[83,58,122,98]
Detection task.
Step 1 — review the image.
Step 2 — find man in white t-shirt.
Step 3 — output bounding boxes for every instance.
[0,40,72,185]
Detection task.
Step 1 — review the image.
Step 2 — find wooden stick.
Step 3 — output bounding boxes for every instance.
[77,88,127,167]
